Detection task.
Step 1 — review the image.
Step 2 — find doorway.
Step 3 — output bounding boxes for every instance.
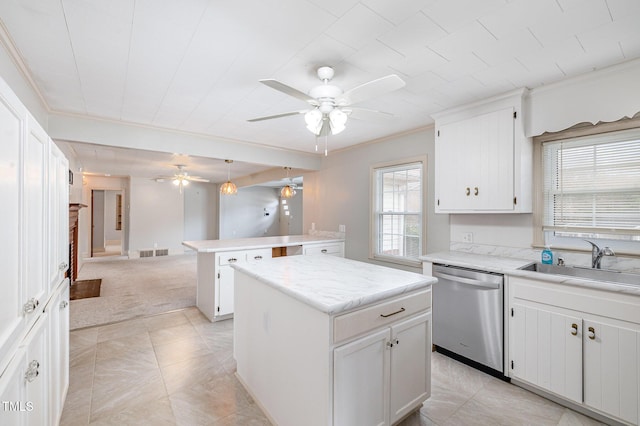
[91,189,124,258]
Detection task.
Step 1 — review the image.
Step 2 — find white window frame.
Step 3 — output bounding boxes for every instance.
[534,124,640,255]
[369,156,427,268]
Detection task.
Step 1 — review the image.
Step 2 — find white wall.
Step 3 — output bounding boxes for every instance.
[303,128,450,272]
[129,177,185,256]
[219,186,280,239]
[279,191,303,235]
[184,182,218,241]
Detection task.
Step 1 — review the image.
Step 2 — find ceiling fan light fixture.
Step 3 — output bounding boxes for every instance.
[173,178,180,186]
[329,109,347,135]
[305,109,323,135]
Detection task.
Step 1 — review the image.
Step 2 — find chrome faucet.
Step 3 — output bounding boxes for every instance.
[584,240,615,269]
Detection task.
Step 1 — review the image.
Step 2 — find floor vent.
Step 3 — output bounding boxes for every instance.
[140,250,154,258]
[155,249,168,256]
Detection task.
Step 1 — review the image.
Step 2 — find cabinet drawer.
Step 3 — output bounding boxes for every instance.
[333,289,431,344]
[304,243,343,256]
[247,248,272,262]
[217,251,247,265]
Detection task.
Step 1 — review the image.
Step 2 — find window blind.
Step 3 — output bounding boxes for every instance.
[542,129,640,238]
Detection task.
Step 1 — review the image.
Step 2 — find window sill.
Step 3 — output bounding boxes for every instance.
[370,255,422,269]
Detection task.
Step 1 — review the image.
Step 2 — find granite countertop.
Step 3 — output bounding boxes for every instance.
[421,251,640,296]
[231,255,436,315]
[182,234,344,253]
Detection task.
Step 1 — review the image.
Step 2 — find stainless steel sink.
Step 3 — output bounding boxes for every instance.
[520,263,640,286]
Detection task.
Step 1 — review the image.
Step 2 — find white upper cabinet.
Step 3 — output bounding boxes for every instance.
[433,89,532,213]
[0,76,28,371]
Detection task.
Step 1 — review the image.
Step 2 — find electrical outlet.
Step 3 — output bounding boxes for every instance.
[339,224,346,233]
[462,232,473,243]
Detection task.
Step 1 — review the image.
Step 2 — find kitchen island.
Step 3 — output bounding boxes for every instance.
[183,234,344,321]
[232,255,436,426]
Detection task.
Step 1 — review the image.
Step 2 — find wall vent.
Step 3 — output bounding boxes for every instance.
[140,250,154,258]
[155,249,168,256]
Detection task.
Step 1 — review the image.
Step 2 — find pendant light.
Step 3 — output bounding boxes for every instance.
[280,167,296,198]
[220,159,237,195]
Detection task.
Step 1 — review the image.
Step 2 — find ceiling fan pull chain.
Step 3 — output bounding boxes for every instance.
[324,135,328,156]
[315,135,318,152]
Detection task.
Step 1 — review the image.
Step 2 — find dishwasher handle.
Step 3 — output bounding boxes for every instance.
[433,271,501,290]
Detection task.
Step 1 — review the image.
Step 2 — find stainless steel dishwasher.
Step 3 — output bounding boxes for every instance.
[432,264,505,376]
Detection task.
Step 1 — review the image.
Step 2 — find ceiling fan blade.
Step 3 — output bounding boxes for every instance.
[186,176,210,182]
[247,110,307,122]
[260,79,318,105]
[337,74,406,106]
[343,107,394,120]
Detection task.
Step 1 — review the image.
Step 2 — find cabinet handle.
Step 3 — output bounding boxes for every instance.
[25,360,40,383]
[228,258,237,263]
[570,323,578,336]
[254,255,263,260]
[60,300,69,309]
[380,307,405,318]
[474,187,479,196]
[465,187,470,196]
[23,298,40,315]
[588,326,596,340]
[321,249,328,253]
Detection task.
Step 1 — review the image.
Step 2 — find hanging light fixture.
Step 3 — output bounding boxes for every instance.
[220,159,237,195]
[280,167,296,198]
[172,176,189,193]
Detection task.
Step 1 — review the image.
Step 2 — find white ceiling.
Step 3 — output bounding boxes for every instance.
[1,0,640,179]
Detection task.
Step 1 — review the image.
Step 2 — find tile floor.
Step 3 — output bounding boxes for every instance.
[60,307,607,426]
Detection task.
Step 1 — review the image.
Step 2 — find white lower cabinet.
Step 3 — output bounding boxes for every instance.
[303,242,344,256]
[509,276,640,425]
[0,314,48,426]
[334,312,431,426]
[48,282,70,425]
[214,248,272,318]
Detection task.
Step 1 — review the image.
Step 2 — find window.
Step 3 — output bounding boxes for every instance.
[371,159,425,266]
[542,128,640,252]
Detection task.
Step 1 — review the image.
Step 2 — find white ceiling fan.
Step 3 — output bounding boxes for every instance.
[248,66,406,144]
[156,164,209,193]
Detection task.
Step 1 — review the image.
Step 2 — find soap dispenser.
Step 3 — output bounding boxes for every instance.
[541,246,553,265]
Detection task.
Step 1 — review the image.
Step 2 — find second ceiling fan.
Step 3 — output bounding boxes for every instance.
[248,66,406,138]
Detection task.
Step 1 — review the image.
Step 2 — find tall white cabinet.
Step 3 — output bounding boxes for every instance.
[0,76,70,425]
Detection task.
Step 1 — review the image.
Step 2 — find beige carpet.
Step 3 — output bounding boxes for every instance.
[70,253,197,330]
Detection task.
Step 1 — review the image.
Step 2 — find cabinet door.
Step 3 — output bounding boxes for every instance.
[435,107,515,212]
[2,316,50,426]
[435,119,468,210]
[25,116,48,309]
[510,302,582,403]
[334,328,390,426]
[217,265,234,316]
[474,108,514,210]
[389,312,431,424]
[49,282,70,425]
[583,318,639,424]
[0,80,27,366]
[48,142,69,289]
[0,345,27,426]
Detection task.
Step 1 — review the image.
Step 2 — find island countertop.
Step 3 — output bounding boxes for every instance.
[182,234,344,253]
[231,255,436,315]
